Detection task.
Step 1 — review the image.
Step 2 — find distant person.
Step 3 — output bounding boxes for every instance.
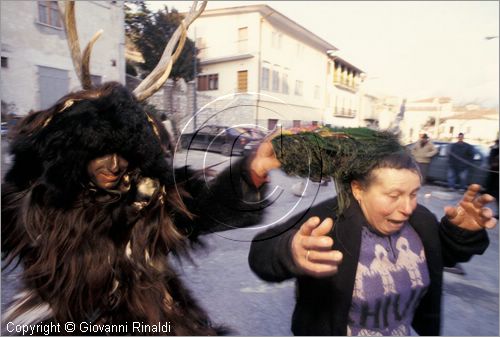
[411,133,438,183]
[447,132,474,191]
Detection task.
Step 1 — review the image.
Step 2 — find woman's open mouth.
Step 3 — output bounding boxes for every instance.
[387,219,407,227]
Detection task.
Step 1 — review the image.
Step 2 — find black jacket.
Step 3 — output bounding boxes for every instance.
[448,141,474,170]
[248,197,489,336]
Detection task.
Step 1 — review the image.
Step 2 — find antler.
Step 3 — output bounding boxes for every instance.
[58,1,102,90]
[57,0,206,97]
[133,0,208,102]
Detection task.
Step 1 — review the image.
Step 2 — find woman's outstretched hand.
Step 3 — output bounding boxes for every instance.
[291,217,343,278]
[445,184,497,231]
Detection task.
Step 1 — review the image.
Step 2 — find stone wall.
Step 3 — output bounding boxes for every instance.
[126,75,257,137]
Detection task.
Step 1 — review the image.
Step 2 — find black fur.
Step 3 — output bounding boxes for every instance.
[2,82,265,335]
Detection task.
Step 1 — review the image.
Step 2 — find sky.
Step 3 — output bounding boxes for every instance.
[146,1,499,107]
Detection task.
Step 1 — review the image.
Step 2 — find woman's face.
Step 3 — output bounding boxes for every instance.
[351,168,421,235]
[87,154,129,190]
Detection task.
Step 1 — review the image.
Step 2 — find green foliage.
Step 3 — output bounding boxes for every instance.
[125,3,201,81]
[271,127,404,214]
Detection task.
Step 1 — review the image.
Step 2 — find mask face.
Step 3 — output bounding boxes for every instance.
[87,153,129,190]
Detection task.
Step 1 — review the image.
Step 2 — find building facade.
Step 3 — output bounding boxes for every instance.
[440,105,499,144]
[324,55,365,128]
[396,97,498,144]
[187,5,367,130]
[401,97,453,143]
[1,1,125,116]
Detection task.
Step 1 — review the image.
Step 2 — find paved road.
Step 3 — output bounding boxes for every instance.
[1,144,498,335]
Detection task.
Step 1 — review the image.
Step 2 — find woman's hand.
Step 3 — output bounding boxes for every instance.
[291,217,343,277]
[445,184,497,231]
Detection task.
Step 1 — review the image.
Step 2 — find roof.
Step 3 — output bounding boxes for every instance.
[410,97,452,104]
[194,4,338,53]
[453,104,497,113]
[442,110,499,121]
[330,56,364,74]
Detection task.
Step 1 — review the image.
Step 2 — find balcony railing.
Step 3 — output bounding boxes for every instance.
[333,78,359,92]
[333,108,356,118]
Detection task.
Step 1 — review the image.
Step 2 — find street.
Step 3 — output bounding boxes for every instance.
[1,142,499,335]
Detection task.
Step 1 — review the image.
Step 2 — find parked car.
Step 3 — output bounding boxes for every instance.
[1,116,21,139]
[408,141,490,187]
[1,122,8,137]
[180,125,266,156]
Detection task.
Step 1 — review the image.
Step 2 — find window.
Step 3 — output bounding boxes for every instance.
[209,75,218,90]
[268,119,278,130]
[238,27,248,53]
[197,74,218,91]
[342,68,348,85]
[197,76,207,90]
[91,75,102,86]
[334,64,341,83]
[38,1,62,28]
[282,73,289,95]
[261,67,270,91]
[332,94,356,118]
[294,80,303,96]
[272,70,280,92]
[237,70,248,92]
[1,56,7,68]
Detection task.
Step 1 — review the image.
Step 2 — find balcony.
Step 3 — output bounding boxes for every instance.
[333,108,356,118]
[333,79,359,93]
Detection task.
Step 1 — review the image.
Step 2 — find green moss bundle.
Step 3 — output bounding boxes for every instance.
[271,127,405,214]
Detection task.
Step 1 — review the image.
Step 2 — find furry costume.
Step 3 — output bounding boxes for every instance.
[2,82,266,335]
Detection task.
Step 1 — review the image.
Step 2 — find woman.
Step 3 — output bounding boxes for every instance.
[249,147,496,336]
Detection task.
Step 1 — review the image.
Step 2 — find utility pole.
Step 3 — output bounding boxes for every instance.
[434,98,440,140]
[193,28,197,130]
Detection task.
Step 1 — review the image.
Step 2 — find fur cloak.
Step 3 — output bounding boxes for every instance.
[2,82,266,335]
